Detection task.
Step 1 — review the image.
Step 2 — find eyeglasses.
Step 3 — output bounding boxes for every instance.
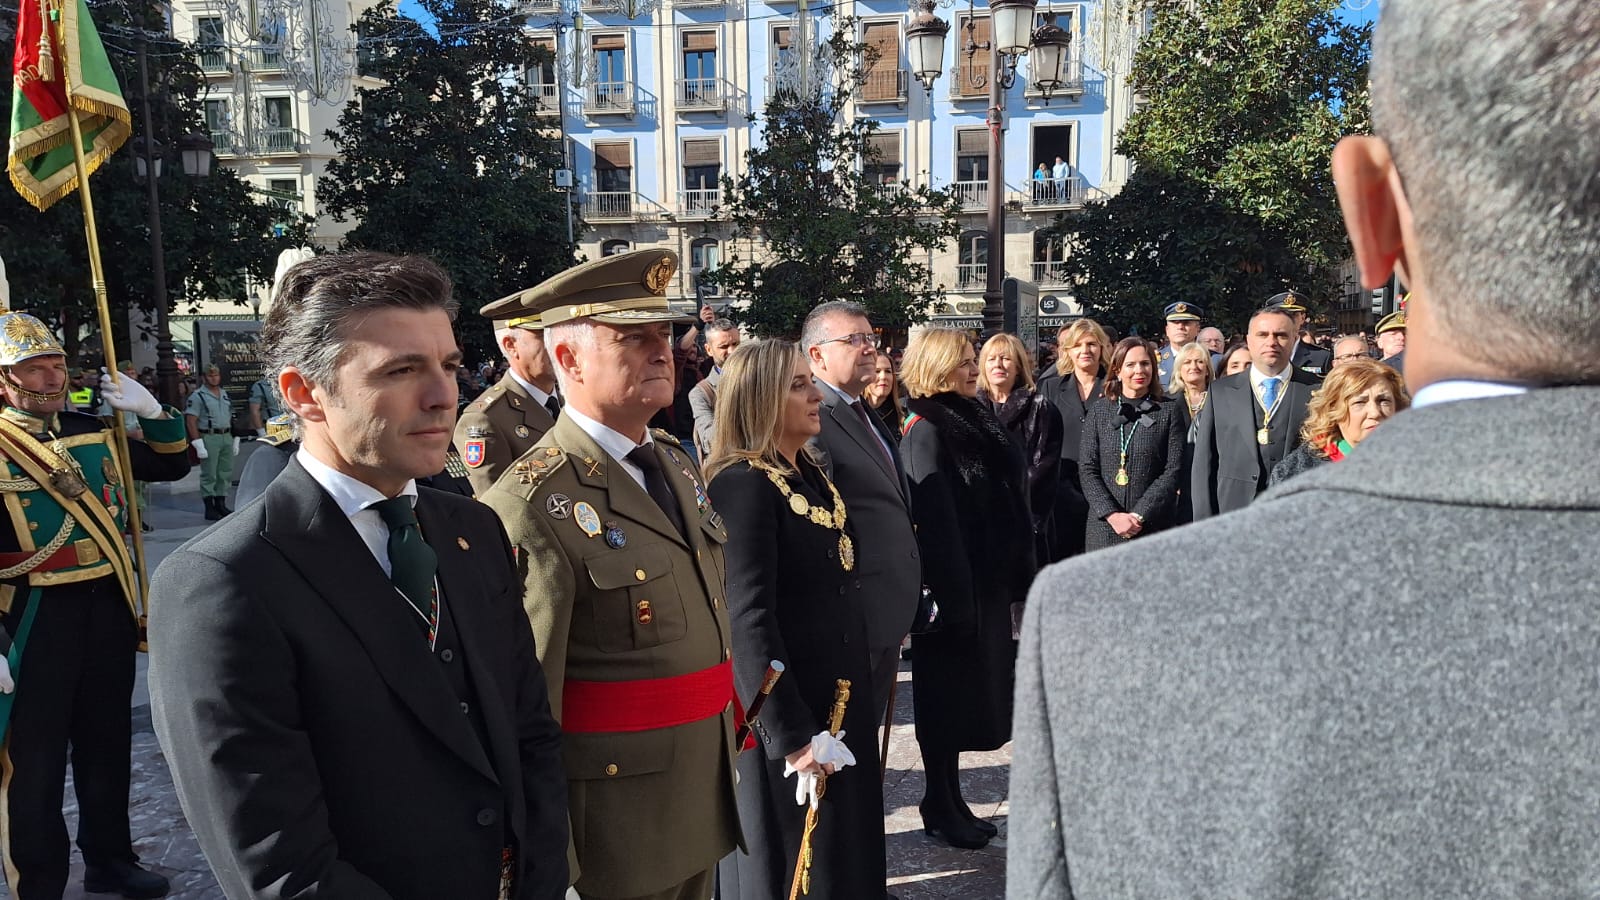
[1333,353,1369,362]
[816,332,880,350]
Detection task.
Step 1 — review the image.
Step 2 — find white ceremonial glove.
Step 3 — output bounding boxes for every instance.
[190,438,209,460]
[783,730,858,809]
[0,655,13,694]
[99,371,162,418]
[232,437,241,455]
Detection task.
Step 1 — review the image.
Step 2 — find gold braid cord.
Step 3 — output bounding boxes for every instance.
[789,679,852,900]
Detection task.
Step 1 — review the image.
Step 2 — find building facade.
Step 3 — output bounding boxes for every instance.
[535,0,1137,332]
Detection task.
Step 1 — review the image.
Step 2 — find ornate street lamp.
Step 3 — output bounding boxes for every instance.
[905,0,951,94]
[1027,13,1072,101]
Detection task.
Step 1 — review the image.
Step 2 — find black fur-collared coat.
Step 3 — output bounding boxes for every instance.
[901,393,1035,753]
[980,386,1064,564]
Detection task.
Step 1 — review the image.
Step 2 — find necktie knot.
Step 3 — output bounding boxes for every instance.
[545,395,562,419]
[371,495,418,530]
[369,495,438,646]
[626,445,662,473]
[626,444,687,539]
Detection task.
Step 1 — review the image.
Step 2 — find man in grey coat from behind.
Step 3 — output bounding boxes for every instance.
[1009,2,1600,897]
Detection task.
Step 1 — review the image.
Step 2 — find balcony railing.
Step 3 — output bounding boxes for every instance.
[857,69,907,104]
[677,78,727,111]
[675,0,726,7]
[869,182,904,202]
[583,82,634,115]
[955,263,987,290]
[258,127,301,154]
[200,47,228,72]
[531,82,559,113]
[580,191,670,222]
[952,180,990,210]
[1023,175,1087,208]
[1023,46,1087,98]
[254,48,284,70]
[209,129,235,155]
[679,188,722,218]
[520,0,557,10]
[1032,261,1068,287]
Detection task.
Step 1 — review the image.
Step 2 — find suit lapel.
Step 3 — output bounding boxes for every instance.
[416,493,515,796]
[822,386,898,485]
[262,462,498,784]
[501,375,558,436]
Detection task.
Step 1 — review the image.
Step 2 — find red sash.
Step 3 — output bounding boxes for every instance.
[562,659,735,733]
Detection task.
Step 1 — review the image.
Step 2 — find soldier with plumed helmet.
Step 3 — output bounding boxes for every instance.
[0,279,189,900]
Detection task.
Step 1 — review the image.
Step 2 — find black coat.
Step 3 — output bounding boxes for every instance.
[982,387,1064,566]
[148,460,570,900]
[901,393,1034,753]
[1080,396,1186,551]
[708,458,884,900]
[1036,369,1104,560]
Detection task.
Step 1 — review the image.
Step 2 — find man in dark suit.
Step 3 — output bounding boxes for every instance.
[148,252,569,900]
[1190,306,1317,518]
[801,300,920,724]
[1010,3,1600,894]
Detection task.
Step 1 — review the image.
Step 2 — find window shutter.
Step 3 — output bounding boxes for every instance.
[867,132,900,165]
[592,33,625,50]
[773,26,790,50]
[683,31,717,51]
[957,16,990,96]
[956,129,987,155]
[863,22,899,70]
[682,139,721,167]
[595,142,632,169]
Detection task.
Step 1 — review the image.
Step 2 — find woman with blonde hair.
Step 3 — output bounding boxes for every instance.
[1037,317,1112,559]
[978,332,1063,564]
[1167,341,1214,523]
[705,340,885,899]
[1269,358,1410,485]
[899,328,1033,849]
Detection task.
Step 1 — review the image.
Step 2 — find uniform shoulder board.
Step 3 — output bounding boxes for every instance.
[650,428,683,448]
[514,447,568,500]
[471,390,500,412]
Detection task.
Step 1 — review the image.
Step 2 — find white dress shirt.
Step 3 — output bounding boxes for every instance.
[296,447,418,578]
[563,405,652,492]
[507,369,557,411]
[1411,380,1529,409]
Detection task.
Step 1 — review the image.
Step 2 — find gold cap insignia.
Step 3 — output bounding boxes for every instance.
[643,256,676,295]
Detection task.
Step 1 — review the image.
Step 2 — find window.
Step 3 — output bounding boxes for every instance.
[953,14,990,98]
[690,238,720,296]
[1030,124,1075,203]
[682,31,717,80]
[861,22,901,101]
[864,131,901,184]
[594,142,632,193]
[601,239,631,256]
[267,178,298,237]
[203,99,231,151]
[257,12,286,67]
[772,25,792,74]
[592,34,627,84]
[529,35,558,109]
[957,230,987,289]
[682,139,721,190]
[955,128,988,182]
[198,17,226,70]
[356,21,379,76]
[261,97,294,152]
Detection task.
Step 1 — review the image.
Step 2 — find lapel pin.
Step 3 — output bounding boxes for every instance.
[546,493,572,519]
[574,501,602,538]
[515,425,530,438]
[457,537,470,550]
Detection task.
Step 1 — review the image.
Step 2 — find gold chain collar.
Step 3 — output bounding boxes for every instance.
[750,459,855,571]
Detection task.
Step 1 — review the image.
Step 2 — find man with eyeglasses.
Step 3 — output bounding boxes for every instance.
[801,301,920,740]
[1331,336,1371,369]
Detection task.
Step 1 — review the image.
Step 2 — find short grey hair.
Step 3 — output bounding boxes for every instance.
[545,319,597,395]
[261,251,458,394]
[1374,0,1600,381]
[703,318,739,341]
[799,300,870,350]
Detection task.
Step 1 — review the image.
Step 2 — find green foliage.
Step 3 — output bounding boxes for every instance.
[706,20,963,340]
[322,0,573,352]
[0,0,302,358]
[1049,0,1370,336]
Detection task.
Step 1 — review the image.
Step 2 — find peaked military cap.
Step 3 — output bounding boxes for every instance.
[1163,301,1203,322]
[1265,290,1309,313]
[480,279,572,331]
[529,249,694,328]
[1375,310,1406,333]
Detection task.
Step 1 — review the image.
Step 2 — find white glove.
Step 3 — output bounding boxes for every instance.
[191,438,209,460]
[0,655,13,694]
[99,371,162,418]
[232,437,241,455]
[783,730,858,809]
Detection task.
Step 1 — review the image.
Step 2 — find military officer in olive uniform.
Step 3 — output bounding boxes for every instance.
[0,310,190,900]
[478,249,740,900]
[454,289,563,496]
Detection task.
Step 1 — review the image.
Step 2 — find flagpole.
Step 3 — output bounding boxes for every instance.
[47,0,153,636]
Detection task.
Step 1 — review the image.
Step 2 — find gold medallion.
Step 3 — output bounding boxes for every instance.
[1114,468,1129,487]
[1256,427,1270,445]
[839,534,855,572]
[789,493,810,516]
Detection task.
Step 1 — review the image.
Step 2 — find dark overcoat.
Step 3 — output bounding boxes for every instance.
[1036,368,1103,560]
[981,386,1064,565]
[709,458,884,900]
[1079,396,1186,551]
[901,393,1034,754]
[148,460,570,900]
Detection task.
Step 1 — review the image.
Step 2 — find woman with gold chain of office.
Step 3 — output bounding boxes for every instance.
[704,339,886,900]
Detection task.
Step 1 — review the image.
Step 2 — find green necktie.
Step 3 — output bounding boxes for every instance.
[371,496,439,644]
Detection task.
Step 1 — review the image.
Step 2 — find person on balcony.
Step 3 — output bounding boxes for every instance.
[1051,156,1071,202]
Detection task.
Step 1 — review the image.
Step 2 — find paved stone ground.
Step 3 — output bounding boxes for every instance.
[4,449,1013,899]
